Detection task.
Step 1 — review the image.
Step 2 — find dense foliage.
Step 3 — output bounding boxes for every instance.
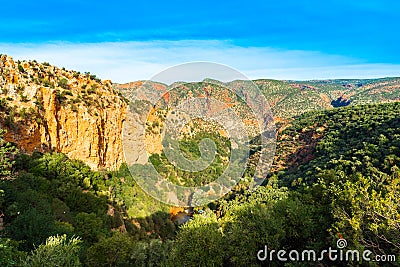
[0,102,399,266]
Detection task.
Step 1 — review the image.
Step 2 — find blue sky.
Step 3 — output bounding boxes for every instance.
[1,0,399,82]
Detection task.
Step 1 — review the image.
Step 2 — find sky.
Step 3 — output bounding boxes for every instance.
[0,0,399,82]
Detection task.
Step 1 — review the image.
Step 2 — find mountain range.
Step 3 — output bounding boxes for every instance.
[1,54,399,170]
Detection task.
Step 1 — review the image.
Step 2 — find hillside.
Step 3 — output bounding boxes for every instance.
[117,77,400,120]
[290,77,400,106]
[1,101,398,266]
[0,55,127,170]
[1,54,399,172]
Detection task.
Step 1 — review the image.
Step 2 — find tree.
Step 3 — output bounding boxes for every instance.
[169,211,225,266]
[0,129,18,176]
[86,233,173,266]
[0,238,25,267]
[22,235,82,267]
[325,169,400,256]
[85,232,136,266]
[58,78,69,89]
[7,208,55,251]
[73,212,105,243]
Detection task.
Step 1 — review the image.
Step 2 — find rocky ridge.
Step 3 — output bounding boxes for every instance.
[0,54,127,170]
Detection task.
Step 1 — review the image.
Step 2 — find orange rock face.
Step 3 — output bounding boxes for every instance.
[0,55,127,170]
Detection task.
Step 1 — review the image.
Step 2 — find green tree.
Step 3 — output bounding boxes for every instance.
[0,238,25,267]
[323,169,400,256]
[169,211,225,267]
[58,78,69,89]
[7,208,55,251]
[0,129,18,176]
[86,233,173,267]
[73,212,105,243]
[85,232,136,266]
[22,235,82,267]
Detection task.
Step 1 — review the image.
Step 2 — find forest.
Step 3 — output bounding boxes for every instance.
[0,101,399,266]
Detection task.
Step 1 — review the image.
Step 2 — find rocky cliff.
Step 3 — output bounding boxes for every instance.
[0,54,127,170]
[1,54,398,171]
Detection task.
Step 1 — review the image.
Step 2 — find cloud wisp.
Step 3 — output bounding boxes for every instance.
[1,40,399,83]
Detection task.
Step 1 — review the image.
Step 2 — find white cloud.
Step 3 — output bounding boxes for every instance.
[0,40,399,83]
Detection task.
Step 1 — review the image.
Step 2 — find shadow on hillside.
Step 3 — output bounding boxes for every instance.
[123,211,177,241]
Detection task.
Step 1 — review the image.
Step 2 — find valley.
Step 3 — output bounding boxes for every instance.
[0,55,399,266]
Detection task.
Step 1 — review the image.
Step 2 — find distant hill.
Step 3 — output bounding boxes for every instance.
[116,77,400,120]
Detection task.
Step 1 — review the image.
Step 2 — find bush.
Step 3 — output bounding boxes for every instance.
[4,112,15,128]
[169,211,225,266]
[22,235,82,267]
[16,85,25,93]
[86,233,173,267]
[19,93,28,102]
[0,98,8,109]
[86,84,97,94]
[18,64,24,73]
[7,208,56,251]
[18,108,28,119]
[0,238,25,266]
[58,78,69,89]
[42,79,54,88]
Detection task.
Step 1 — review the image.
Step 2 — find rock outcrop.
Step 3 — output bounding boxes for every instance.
[0,54,127,170]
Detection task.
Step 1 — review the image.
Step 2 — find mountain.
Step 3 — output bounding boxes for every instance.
[1,54,399,265]
[116,78,400,120]
[1,54,399,171]
[0,55,127,170]
[255,78,400,118]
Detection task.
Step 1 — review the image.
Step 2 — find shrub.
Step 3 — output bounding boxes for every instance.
[19,108,27,119]
[18,64,24,73]
[55,90,67,104]
[86,84,97,94]
[71,104,78,112]
[42,79,54,88]
[19,93,28,102]
[0,238,25,266]
[58,78,69,89]
[4,113,15,128]
[0,98,8,109]
[16,85,25,93]
[22,235,82,267]
[34,99,44,110]
[0,129,18,176]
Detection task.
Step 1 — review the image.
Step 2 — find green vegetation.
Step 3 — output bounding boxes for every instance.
[0,98,8,110]
[17,64,24,73]
[276,102,400,256]
[58,78,70,89]
[19,93,28,102]
[150,129,231,186]
[55,89,73,104]
[0,237,25,266]
[1,59,399,266]
[22,235,82,267]
[254,79,332,118]
[41,78,54,88]
[0,134,177,265]
[1,102,398,266]
[86,84,97,94]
